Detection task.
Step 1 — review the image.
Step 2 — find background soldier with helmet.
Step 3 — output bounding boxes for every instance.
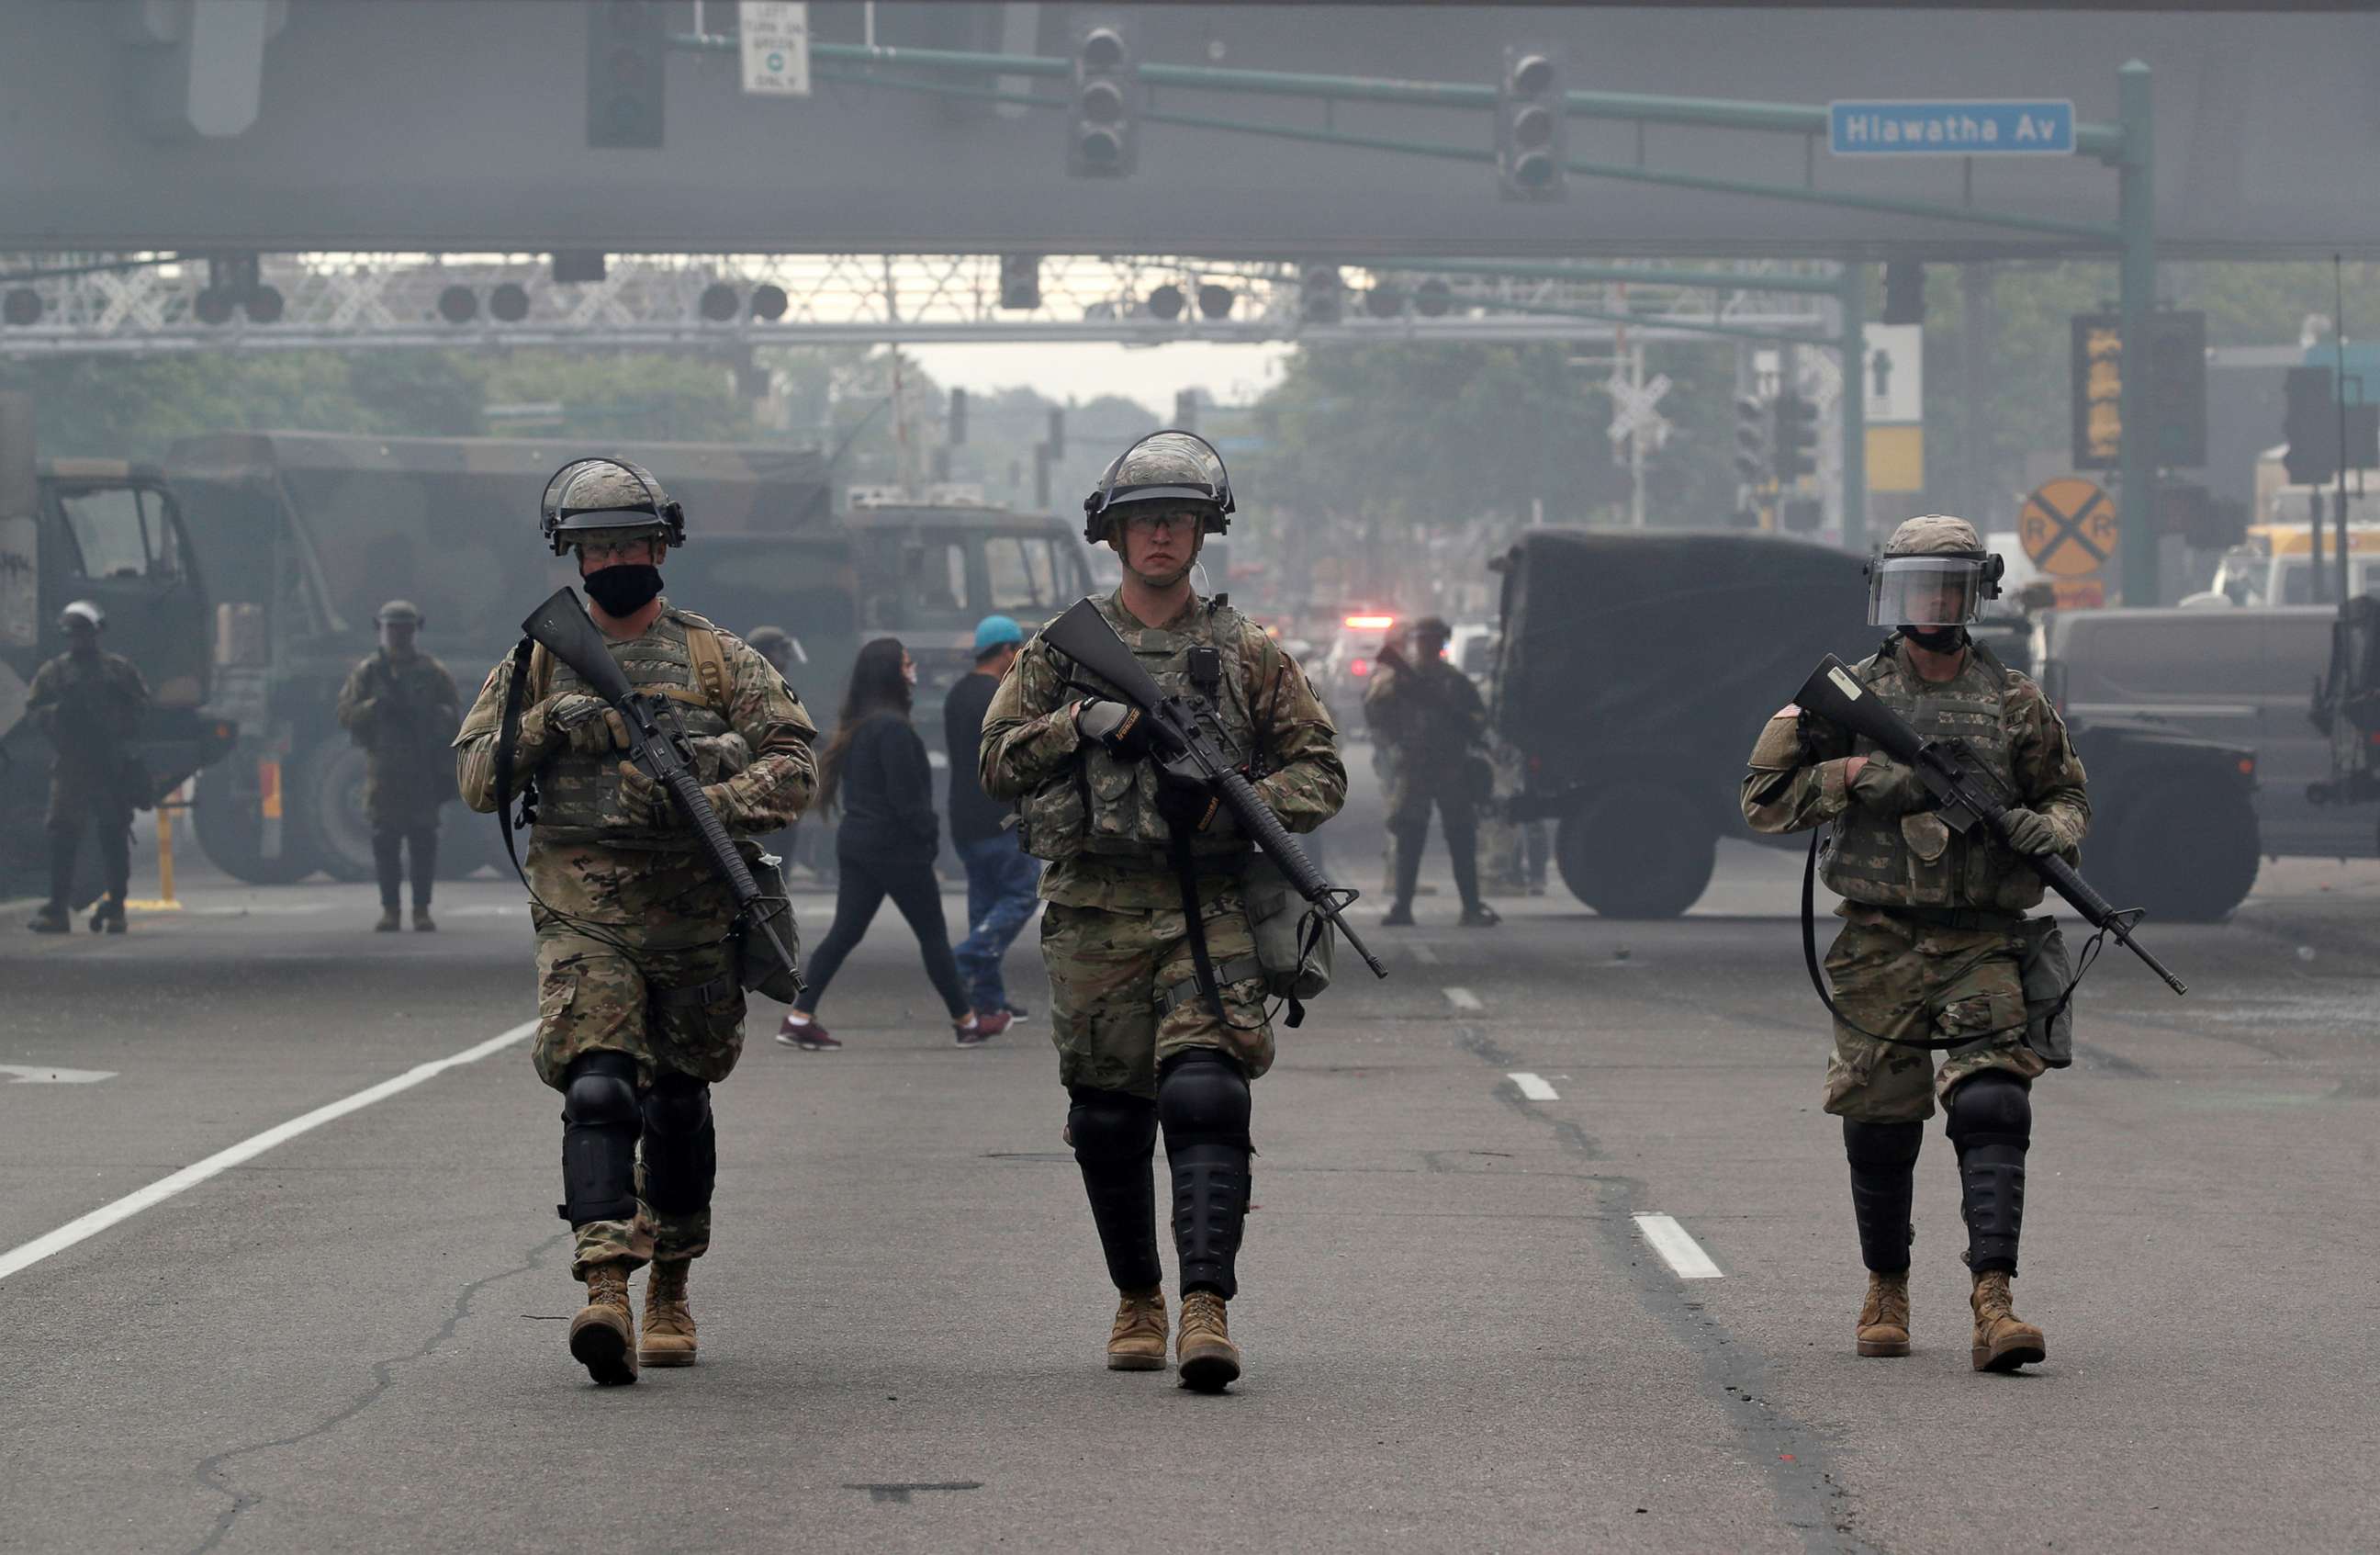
[980,432,1346,1393]
[1741,514,2088,1375]
[336,600,462,931]
[453,458,817,1386]
[24,600,148,934]
[1364,614,1499,928]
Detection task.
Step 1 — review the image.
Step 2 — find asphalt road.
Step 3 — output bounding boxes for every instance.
[4,803,2377,1552]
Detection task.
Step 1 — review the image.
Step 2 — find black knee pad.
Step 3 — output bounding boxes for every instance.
[1067,1087,1158,1165]
[559,1052,640,1226]
[1946,1073,2033,1155]
[1066,1087,1162,1293]
[1842,1119,1923,1274]
[639,1072,716,1217]
[1155,1050,1252,1154]
[1844,1118,1924,1171]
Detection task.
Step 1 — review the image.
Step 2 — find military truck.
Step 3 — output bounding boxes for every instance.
[0,394,234,896]
[161,433,1093,884]
[1493,528,2262,921]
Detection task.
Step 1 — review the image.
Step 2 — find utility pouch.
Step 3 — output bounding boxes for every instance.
[734,847,804,1004]
[2017,916,2075,1068]
[1246,853,1333,1006]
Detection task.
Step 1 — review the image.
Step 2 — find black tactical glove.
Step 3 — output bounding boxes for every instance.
[1154,760,1220,834]
[1846,756,1932,817]
[1076,697,1153,760]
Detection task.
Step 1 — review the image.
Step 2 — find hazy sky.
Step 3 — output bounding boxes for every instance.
[904,339,1290,415]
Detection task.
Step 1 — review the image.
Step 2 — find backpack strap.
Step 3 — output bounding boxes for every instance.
[685,625,734,717]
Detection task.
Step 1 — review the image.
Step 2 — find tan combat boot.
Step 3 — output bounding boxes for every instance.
[1970,1269,2046,1373]
[568,1262,639,1385]
[1106,1286,1167,1371]
[1175,1290,1241,1392]
[640,1259,697,1367]
[1856,1270,1913,1358]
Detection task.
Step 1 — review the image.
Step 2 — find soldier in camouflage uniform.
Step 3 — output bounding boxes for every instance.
[336,600,462,931]
[1364,616,1498,928]
[25,601,148,934]
[1741,515,2088,1374]
[454,458,817,1386]
[981,432,1345,1392]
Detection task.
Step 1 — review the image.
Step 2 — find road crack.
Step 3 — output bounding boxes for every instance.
[185,1233,568,1554]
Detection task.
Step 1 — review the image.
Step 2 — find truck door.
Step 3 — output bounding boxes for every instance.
[45,479,209,711]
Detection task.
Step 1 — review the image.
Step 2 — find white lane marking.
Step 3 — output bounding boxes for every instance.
[1409,942,1441,965]
[1443,986,1483,1010]
[0,1020,536,1284]
[1633,1213,1724,1279]
[1508,1071,1559,1101]
[0,1065,116,1085]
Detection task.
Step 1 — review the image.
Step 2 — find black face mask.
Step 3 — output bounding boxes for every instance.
[1900,624,1967,653]
[583,564,663,617]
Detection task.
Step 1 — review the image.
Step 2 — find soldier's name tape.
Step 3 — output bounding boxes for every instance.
[0,1019,536,1284]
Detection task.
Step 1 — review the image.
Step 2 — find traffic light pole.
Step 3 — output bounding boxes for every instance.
[1838,262,1868,553]
[2116,61,2160,604]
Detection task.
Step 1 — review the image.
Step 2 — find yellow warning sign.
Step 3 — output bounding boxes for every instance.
[2019,477,2116,578]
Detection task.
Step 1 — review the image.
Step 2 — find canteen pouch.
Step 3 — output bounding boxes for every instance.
[2017,916,2074,1068]
[735,848,804,1004]
[1246,853,1333,1002]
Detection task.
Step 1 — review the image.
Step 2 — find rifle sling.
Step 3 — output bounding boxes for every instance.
[493,635,537,896]
[1169,820,1229,1026]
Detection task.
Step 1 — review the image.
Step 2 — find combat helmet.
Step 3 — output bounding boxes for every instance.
[375,599,423,626]
[1868,513,2005,627]
[1083,430,1235,545]
[59,599,105,635]
[539,456,687,557]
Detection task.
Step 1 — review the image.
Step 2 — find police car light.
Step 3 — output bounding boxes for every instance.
[1344,614,1397,630]
[1350,658,1372,678]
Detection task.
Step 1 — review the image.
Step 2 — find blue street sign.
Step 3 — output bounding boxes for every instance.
[1828,100,2074,157]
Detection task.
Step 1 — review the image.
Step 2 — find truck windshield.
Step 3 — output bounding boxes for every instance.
[984,535,1064,614]
[59,485,180,580]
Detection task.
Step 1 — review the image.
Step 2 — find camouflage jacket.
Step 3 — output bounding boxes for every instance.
[1741,638,2090,914]
[338,650,461,778]
[26,650,148,777]
[453,601,819,853]
[980,589,1347,910]
[1363,653,1487,788]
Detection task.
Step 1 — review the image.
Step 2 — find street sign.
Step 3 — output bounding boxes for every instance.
[1862,323,1923,425]
[739,2,811,97]
[1829,100,2073,157]
[2019,477,2116,578]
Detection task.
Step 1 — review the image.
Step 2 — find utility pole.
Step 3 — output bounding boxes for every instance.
[2116,60,2158,603]
[1838,262,1867,550]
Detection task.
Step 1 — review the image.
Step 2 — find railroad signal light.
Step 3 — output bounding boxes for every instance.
[750,283,789,321]
[1147,283,1185,321]
[1364,284,1406,319]
[2070,310,2205,472]
[1067,22,1137,177]
[437,286,478,325]
[949,388,968,446]
[1772,394,1818,482]
[1196,283,1236,320]
[587,0,667,149]
[489,283,532,322]
[2,287,39,327]
[1497,48,1566,199]
[1734,394,1769,483]
[999,254,1042,311]
[1048,407,1066,460]
[2284,366,2340,487]
[1414,278,1454,318]
[698,283,740,322]
[1299,265,1342,325]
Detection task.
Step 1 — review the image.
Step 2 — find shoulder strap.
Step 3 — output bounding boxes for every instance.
[493,637,537,892]
[526,643,555,703]
[686,625,733,716]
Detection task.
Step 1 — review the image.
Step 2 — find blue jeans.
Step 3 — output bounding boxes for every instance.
[952,832,1043,1011]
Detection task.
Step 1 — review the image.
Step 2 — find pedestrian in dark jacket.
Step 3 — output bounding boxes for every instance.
[775,638,1005,1051]
[946,614,1043,1024]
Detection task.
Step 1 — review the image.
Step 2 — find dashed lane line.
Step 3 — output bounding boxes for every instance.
[0,1065,116,1085]
[0,1020,537,1284]
[1409,942,1442,965]
[1443,986,1483,1011]
[1633,1212,1724,1279]
[1507,1071,1560,1101]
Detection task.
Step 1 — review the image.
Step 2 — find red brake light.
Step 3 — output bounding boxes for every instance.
[1351,658,1371,678]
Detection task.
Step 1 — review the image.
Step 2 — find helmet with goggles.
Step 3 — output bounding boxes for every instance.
[1082,430,1235,545]
[539,457,686,558]
[1866,513,2005,628]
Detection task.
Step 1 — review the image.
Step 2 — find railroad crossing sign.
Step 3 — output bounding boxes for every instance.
[2019,477,2116,578]
[1606,370,1672,445]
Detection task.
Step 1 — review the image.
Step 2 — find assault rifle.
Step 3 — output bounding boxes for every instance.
[1795,652,2186,997]
[520,586,801,998]
[1042,598,1387,982]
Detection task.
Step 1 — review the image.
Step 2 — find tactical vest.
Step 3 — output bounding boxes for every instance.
[529,610,735,851]
[1821,643,2048,913]
[1019,595,1259,865]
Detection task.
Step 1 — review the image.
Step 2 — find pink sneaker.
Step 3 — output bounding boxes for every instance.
[775,1014,840,1051]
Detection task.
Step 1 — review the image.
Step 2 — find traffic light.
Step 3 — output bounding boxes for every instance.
[1496,49,1566,199]
[1299,265,1343,325]
[1772,394,1818,481]
[2284,366,2339,486]
[949,388,968,447]
[1067,22,1137,177]
[1733,395,1768,483]
[1882,262,1925,326]
[2069,310,2205,471]
[587,0,667,149]
[1781,497,1824,535]
[1173,389,1198,432]
[999,254,1041,310]
[1047,407,1066,460]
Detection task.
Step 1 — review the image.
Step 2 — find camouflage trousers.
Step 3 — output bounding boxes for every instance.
[1820,914,2048,1124]
[1041,891,1274,1100]
[532,873,748,1279]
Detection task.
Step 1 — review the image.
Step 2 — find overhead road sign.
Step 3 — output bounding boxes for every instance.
[2020,478,2116,579]
[1830,101,2073,158]
[739,2,810,97]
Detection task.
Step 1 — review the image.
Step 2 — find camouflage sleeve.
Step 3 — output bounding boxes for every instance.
[704,636,817,830]
[979,637,1083,803]
[1739,704,1857,834]
[1247,630,1346,833]
[451,654,518,815]
[335,660,375,734]
[2006,677,2091,849]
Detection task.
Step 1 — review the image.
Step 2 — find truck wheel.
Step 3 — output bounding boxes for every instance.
[437,812,507,881]
[1555,787,1716,918]
[191,761,319,885]
[2094,782,2261,923]
[296,741,376,884]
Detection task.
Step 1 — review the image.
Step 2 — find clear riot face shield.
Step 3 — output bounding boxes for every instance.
[1083,430,1236,544]
[1866,553,2004,627]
